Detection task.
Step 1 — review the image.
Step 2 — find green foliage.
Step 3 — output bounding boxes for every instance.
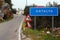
[24,5,60,30]
[24,6,36,15]
[5,0,12,9]
[24,6,29,15]
[23,28,60,40]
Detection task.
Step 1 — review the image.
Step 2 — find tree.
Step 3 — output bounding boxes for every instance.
[24,6,52,30]
[24,4,36,15]
[11,9,17,14]
[46,2,52,7]
[24,4,60,30]
[5,0,12,9]
[0,0,4,6]
[53,1,57,7]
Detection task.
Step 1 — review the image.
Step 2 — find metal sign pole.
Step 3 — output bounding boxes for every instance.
[34,16,36,30]
[34,16,36,37]
[52,16,54,33]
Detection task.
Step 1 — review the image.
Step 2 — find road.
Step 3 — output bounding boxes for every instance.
[0,14,24,40]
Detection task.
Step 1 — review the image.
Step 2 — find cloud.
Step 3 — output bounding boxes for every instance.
[12,0,60,10]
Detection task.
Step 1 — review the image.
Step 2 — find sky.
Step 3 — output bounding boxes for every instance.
[11,0,60,10]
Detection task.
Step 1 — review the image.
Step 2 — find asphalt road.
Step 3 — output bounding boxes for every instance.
[0,14,24,40]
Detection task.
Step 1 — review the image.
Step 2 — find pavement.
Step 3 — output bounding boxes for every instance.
[0,14,24,40]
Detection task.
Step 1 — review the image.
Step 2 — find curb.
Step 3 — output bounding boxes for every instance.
[18,17,24,40]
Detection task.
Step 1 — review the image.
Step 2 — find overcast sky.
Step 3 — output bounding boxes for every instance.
[11,0,60,10]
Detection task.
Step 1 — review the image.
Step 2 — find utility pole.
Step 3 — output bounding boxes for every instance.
[26,0,27,6]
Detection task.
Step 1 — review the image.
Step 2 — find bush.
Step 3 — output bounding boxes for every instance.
[24,6,60,30]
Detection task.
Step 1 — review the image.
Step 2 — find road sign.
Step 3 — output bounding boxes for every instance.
[27,22,32,28]
[25,15,32,22]
[24,15,32,28]
[29,7,58,16]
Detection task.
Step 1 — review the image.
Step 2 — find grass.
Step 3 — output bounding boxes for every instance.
[0,17,13,23]
[0,20,4,23]
[22,22,60,40]
[5,17,13,21]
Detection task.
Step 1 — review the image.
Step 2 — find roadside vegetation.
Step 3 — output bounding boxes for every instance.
[23,1,60,40]
[0,15,13,23]
[23,28,60,40]
[0,0,14,23]
[22,22,60,40]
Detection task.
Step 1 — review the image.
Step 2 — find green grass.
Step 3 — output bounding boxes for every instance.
[5,17,13,21]
[0,17,13,23]
[22,22,60,40]
[0,20,4,23]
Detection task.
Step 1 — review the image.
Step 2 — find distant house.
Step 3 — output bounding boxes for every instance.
[17,9,24,15]
[18,10,24,14]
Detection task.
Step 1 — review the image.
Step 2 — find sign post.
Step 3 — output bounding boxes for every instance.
[52,16,54,32]
[34,16,36,32]
[29,7,58,34]
[25,15,32,28]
